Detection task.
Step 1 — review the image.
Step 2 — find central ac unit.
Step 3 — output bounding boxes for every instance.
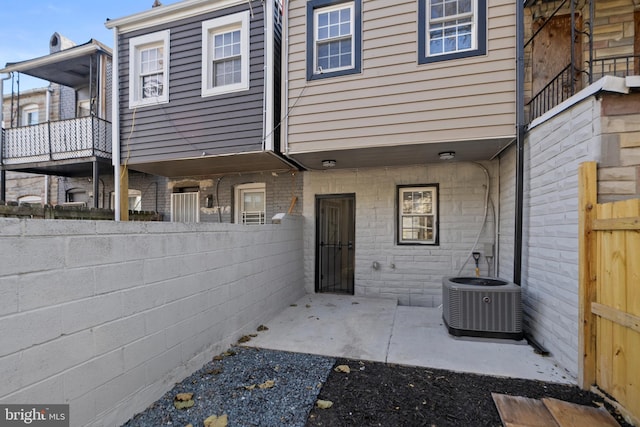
[442,276,522,340]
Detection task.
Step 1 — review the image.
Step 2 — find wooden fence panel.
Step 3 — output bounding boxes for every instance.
[579,162,640,426]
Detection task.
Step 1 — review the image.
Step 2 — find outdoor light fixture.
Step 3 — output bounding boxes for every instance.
[439,151,455,160]
[322,160,336,168]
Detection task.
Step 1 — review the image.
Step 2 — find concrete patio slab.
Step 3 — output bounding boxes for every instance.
[247,294,397,362]
[244,294,574,385]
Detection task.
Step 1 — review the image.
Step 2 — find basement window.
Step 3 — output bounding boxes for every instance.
[397,184,439,245]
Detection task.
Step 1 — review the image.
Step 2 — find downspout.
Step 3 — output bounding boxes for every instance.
[514,0,525,285]
[262,0,273,151]
[44,85,53,205]
[0,73,12,202]
[111,25,121,221]
[282,0,289,156]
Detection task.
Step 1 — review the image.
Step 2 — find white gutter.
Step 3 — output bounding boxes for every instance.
[111,27,121,221]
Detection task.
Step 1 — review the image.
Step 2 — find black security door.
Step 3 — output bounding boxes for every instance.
[316,194,355,294]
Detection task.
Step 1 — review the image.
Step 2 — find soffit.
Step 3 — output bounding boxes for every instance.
[126,152,298,177]
[288,138,515,171]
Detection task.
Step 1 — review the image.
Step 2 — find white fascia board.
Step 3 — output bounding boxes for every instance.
[528,76,630,130]
[105,0,247,33]
[0,44,110,74]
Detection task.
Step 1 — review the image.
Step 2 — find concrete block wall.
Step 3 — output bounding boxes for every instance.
[0,217,304,426]
[302,163,498,307]
[523,96,601,379]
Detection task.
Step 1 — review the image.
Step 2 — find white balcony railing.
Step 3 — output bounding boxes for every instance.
[1,116,111,165]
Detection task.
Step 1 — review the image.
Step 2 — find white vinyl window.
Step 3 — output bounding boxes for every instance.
[427,0,475,56]
[129,30,170,108]
[171,192,200,223]
[398,185,438,245]
[314,2,354,74]
[235,183,265,225]
[201,11,250,97]
[111,189,142,212]
[22,104,39,126]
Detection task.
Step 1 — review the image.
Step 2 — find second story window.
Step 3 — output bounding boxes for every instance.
[307,0,361,80]
[418,0,486,64]
[22,104,39,126]
[129,30,170,108]
[202,11,250,97]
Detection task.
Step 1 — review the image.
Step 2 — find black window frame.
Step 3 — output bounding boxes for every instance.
[396,184,440,246]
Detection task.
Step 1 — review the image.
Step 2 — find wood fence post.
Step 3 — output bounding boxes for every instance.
[578,161,597,389]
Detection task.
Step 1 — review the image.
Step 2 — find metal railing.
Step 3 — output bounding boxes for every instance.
[528,55,640,122]
[590,55,640,81]
[1,116,111,165]
[527,64,576,122]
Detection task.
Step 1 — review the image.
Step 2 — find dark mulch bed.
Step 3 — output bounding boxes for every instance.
[306,358,632,427]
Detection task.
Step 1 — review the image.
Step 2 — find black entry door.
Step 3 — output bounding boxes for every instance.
[316,194,355,294]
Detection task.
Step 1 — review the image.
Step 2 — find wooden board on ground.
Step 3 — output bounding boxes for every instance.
[492,393,559,427]
[492,393,620,427]
[542,397,620,427]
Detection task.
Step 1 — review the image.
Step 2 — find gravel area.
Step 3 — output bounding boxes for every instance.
[122,347,335,427]
[122,347,631,427]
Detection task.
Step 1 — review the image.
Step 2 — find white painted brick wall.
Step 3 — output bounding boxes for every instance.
[498,145,516,281]
[0,216,304,427]
[303,163,499,307]
[522,96,601,379]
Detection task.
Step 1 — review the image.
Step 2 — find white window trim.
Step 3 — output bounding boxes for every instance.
[313,2,355,75]
[398,186,438,245]
[111,189,142,212]
[426,0,478,57]
[128,30,170,108]
[201,11,250,97]
[234,183,266,225]
[22,104,39,126]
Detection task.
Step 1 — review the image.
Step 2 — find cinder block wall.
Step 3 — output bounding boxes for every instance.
[0,217,304,426]
[522,96,601,379]
[302,163,498,307]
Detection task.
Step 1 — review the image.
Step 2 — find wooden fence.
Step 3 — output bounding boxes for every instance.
[578,161,640,426]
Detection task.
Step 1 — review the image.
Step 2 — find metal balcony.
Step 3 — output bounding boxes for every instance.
[1,116,111,166]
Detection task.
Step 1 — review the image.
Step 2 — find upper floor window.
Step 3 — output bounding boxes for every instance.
[22,104,39,126]
[129,30,170,108]
[201,11,250,97]
[418,0,486,64]
[307,0,361,80]
[397,185,439,245]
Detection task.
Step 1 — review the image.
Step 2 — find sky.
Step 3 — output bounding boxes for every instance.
[0,0,180,93]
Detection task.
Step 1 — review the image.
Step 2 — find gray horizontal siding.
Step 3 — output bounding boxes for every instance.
[118,2,268,165]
